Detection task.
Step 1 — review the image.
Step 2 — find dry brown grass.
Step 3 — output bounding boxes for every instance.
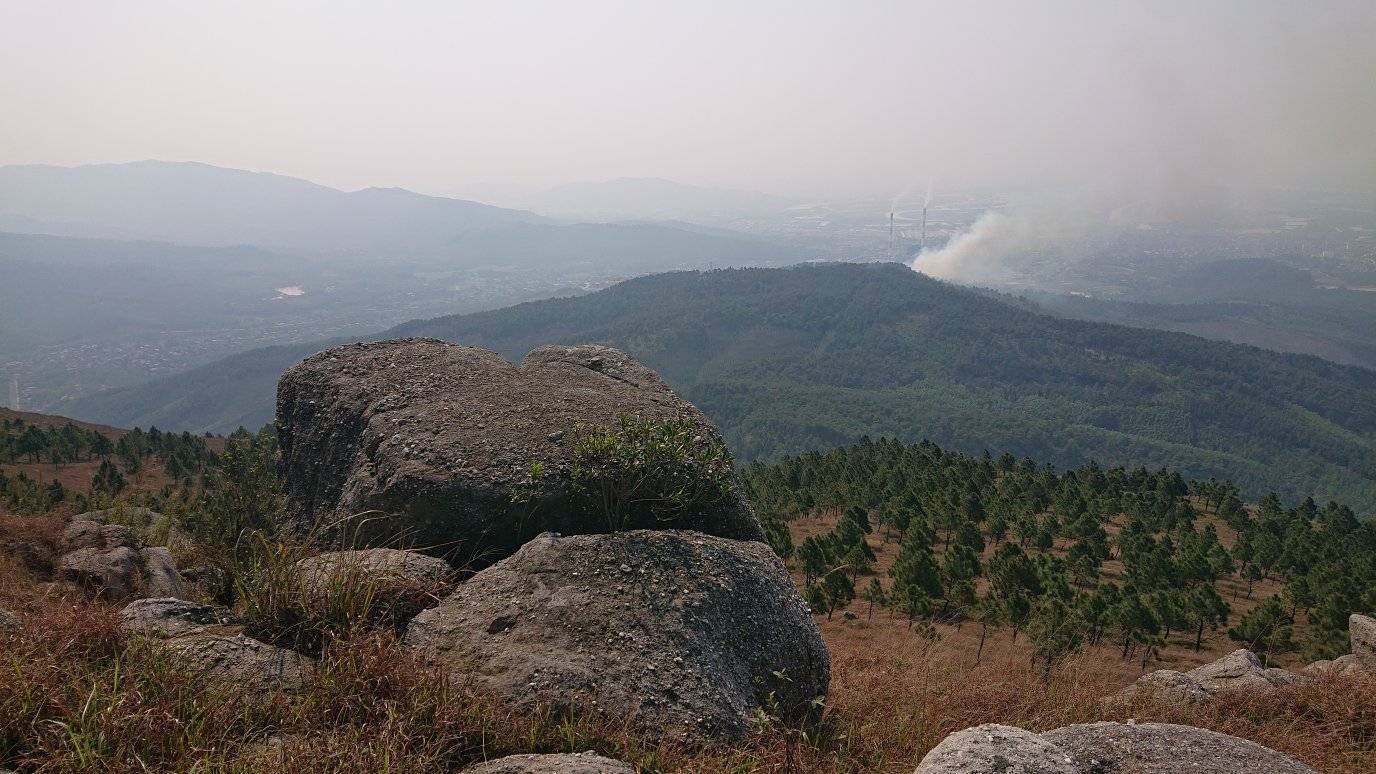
[1,506,1371,772]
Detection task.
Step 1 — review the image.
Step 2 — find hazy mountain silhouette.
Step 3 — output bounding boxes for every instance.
[0,161,546,255]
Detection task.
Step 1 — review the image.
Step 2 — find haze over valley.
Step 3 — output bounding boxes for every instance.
[3,4,1376,771]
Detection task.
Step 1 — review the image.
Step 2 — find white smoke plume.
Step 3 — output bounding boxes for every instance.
[910,208,1088,285]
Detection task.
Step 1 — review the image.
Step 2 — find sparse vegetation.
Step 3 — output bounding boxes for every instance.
[564,415,736,532]
[3,419,1374,771]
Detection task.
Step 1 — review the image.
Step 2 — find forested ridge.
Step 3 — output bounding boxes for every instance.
[66,262,1376,511]
[394,263,1376,511]
[742,436,1376,674]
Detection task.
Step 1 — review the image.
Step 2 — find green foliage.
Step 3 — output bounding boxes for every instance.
[387,263,1376,511]
[177,427,283,554]
[99,263,1376,511]
[1228,596,1295,658]
[743,434,1376,667]
[1026,597,1087,680]
[565,415,735,532]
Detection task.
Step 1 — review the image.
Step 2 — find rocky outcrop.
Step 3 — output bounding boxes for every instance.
[58,519,189,600]
[460,752,635,773]
[275,339,763,563]
[917,721,1314,773]
[1351,613,1376,670]
[60,541,142,598]
[405,530,828,743]
[63,520,140,552]
[120,598,239,638]
[1116,614,1376,706]
[295,548,452,597]
[140,547,187,599]
[1106,669,1210,705]
[1111,648,1313,705]
[914,724,1075,773]
[1185,649,1285,693]
[165,634,315,695]
[0,608,19,633]
[1303,653,1363,676]
[1041,722,1314,774]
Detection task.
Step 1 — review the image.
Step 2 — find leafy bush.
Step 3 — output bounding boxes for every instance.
[564,415,736,532]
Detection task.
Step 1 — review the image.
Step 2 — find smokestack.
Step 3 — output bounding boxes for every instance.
[920,179,934,252]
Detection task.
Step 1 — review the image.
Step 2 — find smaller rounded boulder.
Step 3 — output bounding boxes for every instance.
[404,530,828,743]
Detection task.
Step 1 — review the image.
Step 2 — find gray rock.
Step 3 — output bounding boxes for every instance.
[76,506,162,525]
[120,597,239,637]
[1042,721,1315,773]
[1302,658,1334,675]
[1185,649,1279,693]
[405,530,828,743]
[1332,653,1363,674]
[276,339,763,563]
[165,634,315,695]
[139,547,188,599]
[914,723,1076,773]
[1303,654,1362,676]
[1351,613,1376,670]
[1107,669,1209,706]
[0,608,19,633]
[63,520,140,552]
[460,752,635,773]
[1263,666,1308,686]
[59,526,187,601]
[60,545,142,598]
[295,548,452,597]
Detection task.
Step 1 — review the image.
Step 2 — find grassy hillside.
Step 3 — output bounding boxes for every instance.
[68,263,1376,511]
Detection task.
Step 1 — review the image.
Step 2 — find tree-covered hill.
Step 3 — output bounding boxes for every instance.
[68,263,1376,512]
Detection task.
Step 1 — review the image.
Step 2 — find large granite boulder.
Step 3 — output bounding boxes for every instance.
[914,724,1075,773]
[275,339,763,563]
[460,753,635,773]
[1041,722,1314,774]
[140,547,187,599]
[1351,613,1376,670]
[165,634,316,696]
[404,530,828,743]
[917,721,1314,773]
[1304,653,1363,676]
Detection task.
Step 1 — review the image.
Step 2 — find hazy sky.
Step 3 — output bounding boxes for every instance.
[3,1,1373,198]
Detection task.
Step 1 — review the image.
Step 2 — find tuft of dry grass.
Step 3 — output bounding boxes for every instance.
[234,534,452,657]
[1109,671,1376,773]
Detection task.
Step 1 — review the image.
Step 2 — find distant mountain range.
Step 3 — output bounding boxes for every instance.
[0,160,544,255]
[65,262,1376,512]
